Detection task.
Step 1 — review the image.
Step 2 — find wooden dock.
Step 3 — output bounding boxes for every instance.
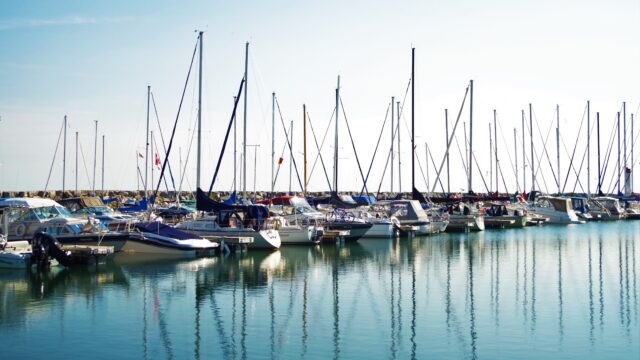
[201,236,253,253]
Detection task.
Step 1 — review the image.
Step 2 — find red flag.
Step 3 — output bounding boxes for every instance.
[278,156,284,165]
[154,152,161,169]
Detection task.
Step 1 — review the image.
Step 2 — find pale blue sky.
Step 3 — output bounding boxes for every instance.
[1,0,639,194]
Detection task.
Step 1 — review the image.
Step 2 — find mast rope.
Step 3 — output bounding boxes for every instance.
[275,97,304,192]
[306,110,333,191]
[339,97,369,195]
[150,91,177,194]
[359,103,390,196]
[207,79,245,195]
[154,36,198,197]
[43,118,65,193]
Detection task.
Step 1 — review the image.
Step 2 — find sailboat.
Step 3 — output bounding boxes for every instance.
[176,37,280,250]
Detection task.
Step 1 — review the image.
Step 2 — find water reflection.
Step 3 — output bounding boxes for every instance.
[0,222,639,359]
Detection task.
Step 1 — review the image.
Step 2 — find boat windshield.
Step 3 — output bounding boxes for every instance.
[339,195,357,204]
[19,206,74,221]
[290,198,315,213]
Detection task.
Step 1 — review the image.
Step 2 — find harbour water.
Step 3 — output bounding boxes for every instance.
[1,221,638,359]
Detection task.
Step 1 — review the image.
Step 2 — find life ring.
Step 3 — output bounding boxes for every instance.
[15,224,26,237]
[274,219,281,230]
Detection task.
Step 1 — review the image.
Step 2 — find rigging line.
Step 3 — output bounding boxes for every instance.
[154,36,198,197]
[431,85,469,193]
[359,103,391,196]
[152,134,171,194]
[275,97,304,192]
[454,130,469,177]
[532,106,561,189]
[78,141,92,187]
[375,99,405,197]
[150,91,177,193]
[603,104,627,193]
[375,128,394,198]
[272,132,289,189]
[497,158,509,194]
[178,111,198,195]
[308,107,335,180]
[306,110,333,192]
[524,109,548,193]
[557,105,585,192]
[600,113,619,192]
[571,137,588,194]
[559,134,585,193]
[207,78,245,195]
[496,115,518,188]
[570,109,598,194]
[43,118,65,192]
[339,96,369,195]
[470,149,490,193]
[427,145,446,194]
[373,79,411,198]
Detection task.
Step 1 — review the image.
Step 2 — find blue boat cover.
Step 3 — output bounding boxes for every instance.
[196,188,269,219]
[352,195,376,206]
[135,222,198,240]
[223,191,237,205]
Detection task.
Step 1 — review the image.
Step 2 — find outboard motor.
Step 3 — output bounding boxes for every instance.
[32,232,72,269]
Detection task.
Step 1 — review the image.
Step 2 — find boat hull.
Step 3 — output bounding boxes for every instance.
[484,215,527,229]
[446,215,485,232]
[278,226,319,245]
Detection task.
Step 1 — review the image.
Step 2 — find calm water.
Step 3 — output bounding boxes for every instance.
[1,221,638,360]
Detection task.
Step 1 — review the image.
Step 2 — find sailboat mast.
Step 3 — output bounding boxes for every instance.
[617,111,621,195]
[489,122,493,192]
[233,96,237,193]
[522,110,526,192]
[556,104,560,194]
[75,131,78,195]
[632,113,635,194]
[63,114,67,195]
[597,112,601,194]
[398,99,402,193]
[623,102,627,175]
[150,130,154,194]
[529,103,534,192]
[494,109,498,194]
[333,76,340,192]
[391,96,395,193]
[145,85,150,199]
[303,104,308,195]
[514,128,518,192]
[243,41,249,201]
[93,120,98,196]
[468,79,473,193]
[411,48,415,193]
[196,32,203,191]
[425,143,429,193]
[445,109,450,194]
[587,101,590,196]
[271,92,275,196]
[289,120,293,194]
[102,134,105,194]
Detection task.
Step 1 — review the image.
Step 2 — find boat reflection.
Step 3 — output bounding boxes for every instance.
[0,223,638,359]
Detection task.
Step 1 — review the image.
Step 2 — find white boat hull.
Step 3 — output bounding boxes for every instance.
[278,226,318,245]
[362,222,394,238]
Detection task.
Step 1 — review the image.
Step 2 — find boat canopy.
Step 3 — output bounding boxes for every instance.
[543,197,570,212]
[310,192,359,209]
[196,188,269,219]
[0,198,61,208]
[135,222,201,240]
[58,197,106,212]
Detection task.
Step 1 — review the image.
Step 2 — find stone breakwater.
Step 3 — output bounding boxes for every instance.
[0,190,406,205]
